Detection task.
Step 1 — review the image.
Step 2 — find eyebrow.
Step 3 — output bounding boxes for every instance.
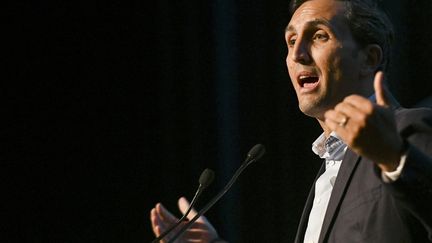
[285,18,333,33]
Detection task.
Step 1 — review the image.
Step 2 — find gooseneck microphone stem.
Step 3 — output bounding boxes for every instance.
[167,144,265,243]
[151,169,214,243]
[167,162,250,243]
[151,185,203,243]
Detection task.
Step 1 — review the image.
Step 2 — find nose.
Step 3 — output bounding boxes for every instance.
[290,40,311,64]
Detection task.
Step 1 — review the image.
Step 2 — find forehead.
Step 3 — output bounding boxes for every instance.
[287,0,348,32]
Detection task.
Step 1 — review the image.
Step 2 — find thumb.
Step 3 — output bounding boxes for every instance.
[374,71,391,107]
[178,197,199,220]
[178,197,210,224]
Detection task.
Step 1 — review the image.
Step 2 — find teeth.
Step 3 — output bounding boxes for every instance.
[299,75,318,80]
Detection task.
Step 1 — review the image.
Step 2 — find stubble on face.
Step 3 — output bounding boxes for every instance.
[286,0,363,121]
[297,58,343,119]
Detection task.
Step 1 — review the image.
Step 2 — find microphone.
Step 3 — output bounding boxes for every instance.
[167,144,266,243]
[151,168,215,243]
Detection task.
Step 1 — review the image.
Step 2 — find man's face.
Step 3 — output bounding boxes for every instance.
[285,0,365,120]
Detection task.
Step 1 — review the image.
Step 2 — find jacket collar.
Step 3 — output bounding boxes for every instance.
[318,149,361,243]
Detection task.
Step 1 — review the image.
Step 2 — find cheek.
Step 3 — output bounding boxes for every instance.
[286,58,296,81]
[286,54,291,68]
[332,53,358,82]
[321,48,344,79]
[324,49,361,95]
[328,56,343,79]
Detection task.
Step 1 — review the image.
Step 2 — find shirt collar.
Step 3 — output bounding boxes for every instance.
[312,131,346,160]
[312,94,379,159]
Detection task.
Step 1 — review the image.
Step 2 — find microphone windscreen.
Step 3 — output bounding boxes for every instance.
[199,168,215,187]
[247,144,266,161]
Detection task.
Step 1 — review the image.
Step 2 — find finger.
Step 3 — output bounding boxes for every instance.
[152,206,173,236]
[374,71,391,107]
[324,110,349,138]
[151,208,163,236]
[324,109,348,125]
[156,203,179,224]
[333,101,368,123]
[325,118,347,138]
[341,95,374,114]
[150,208,158,235]
[178,197,200,221]
[154,226,162,238]
[178,197,211,224]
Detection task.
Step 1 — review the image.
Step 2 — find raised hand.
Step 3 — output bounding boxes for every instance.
[150,197,221,243]
[324,71,404,172]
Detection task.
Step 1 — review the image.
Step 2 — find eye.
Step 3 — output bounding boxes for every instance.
[313,31,329,42]
[287,36,297,47]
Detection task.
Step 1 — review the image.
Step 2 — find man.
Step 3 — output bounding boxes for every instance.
[150,0,432,242]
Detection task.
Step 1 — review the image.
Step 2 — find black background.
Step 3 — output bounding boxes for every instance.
[4,0,432,242]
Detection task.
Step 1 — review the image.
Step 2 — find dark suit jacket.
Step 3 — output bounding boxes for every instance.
[294,107,432,243]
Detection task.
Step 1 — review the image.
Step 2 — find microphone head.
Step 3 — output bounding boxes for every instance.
[247,144,266,163]
[199,168,215,188]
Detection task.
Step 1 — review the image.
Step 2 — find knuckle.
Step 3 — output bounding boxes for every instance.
[358,112,367,123]
[334,103,343,111]
[344,95,354,102]
[347,123,365,147]
[365,103,374,114]
[324,109,333,117]
[352,123,363,136]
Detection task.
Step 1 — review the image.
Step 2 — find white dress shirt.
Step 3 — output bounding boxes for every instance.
[303,131,406,243]
[303,132,347,243]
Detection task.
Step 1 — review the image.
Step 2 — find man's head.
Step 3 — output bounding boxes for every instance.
[285,0,394,120]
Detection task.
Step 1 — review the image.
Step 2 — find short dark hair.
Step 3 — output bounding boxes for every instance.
[289,0,394,72]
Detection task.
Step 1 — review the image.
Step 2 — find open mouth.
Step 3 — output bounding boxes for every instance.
[298,75,319,88]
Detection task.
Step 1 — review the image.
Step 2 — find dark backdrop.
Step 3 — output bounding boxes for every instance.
[4,0,432,242]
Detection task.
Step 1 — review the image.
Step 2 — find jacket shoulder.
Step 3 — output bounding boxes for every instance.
[395,107,432,132]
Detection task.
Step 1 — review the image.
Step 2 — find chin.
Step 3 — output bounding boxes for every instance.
[299,106,321,119]
[298,98,328,119]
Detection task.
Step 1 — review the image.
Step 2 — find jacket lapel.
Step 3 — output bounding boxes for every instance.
[318,149,361,243]
[294,162,326,243]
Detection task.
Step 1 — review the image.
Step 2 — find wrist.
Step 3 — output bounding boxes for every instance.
[379,138,409,172]
[379,161,398,172]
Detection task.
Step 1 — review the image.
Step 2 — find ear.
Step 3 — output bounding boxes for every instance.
[359,44,383,76]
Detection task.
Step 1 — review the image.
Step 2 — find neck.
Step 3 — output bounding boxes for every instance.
[317,119,332,138]
[315,75,376,138]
